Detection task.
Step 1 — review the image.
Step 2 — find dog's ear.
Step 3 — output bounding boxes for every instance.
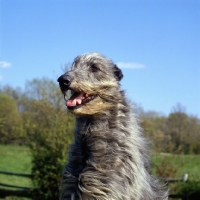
[113,65,123,81]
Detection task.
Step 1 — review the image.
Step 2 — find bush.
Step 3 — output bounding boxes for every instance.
[153,154,182,178]
[31,145,65,200]
[26,100,74,200]
[177,180,200,200]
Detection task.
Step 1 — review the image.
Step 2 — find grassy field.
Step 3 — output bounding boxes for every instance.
[0,145,32,190]
[0,144,200,199]
[152,153,200,180]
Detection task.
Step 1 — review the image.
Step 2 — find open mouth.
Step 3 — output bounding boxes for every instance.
[64,90,97,109]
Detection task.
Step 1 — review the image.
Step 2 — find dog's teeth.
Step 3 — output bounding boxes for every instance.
[77,99,82,105]
[72,99,76,106]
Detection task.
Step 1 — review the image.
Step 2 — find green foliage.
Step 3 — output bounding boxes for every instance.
[31,146,64,200]
[177,180,200,199]
[0,93,24,143]
[28,106,74,200]
[25,77,65,110]
[153,155,180,178]
[140,104,200,154]
[22,79,74,200]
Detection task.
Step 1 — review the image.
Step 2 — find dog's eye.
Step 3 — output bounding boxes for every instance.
[90,64,99,72]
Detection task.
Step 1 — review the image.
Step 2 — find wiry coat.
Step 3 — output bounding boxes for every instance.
[58,53,168,200]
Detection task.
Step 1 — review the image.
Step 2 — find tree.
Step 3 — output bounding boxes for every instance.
[167,104,188,152]
[0,93,24,143]
[141,112,173,153]
[25,77,65,111]
[21,78,74,199]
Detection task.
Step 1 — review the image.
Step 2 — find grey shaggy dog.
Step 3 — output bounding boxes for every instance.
[57,53,168,200]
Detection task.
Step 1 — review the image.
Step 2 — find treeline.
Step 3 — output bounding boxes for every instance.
[0,77,200,154]
[0,78,74,145]
[138,105,200,154]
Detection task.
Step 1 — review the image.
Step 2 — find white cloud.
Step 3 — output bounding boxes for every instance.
[0,61,12,68]
[117,62,145,69]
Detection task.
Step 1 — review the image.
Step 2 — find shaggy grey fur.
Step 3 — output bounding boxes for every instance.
[57,53,168,200]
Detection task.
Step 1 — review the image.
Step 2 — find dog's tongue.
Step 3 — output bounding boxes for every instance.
[66,92,84,107]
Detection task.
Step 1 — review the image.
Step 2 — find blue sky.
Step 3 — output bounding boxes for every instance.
[0,0,200,117]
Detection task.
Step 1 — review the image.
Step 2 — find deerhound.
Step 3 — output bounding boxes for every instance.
[57,53,168,200]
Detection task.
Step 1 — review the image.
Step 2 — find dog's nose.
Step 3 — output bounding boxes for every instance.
[57,74,72,87]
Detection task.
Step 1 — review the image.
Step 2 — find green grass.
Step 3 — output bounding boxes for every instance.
[152,153,200,180]
[0,144,200,200]
[0,144,32,190]
[1,145,200,181]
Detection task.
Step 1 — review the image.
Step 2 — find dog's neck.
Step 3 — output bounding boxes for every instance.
[76,115,110,136]
[76,102,130,136]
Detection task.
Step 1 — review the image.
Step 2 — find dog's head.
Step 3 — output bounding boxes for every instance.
[57,53,123,115]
